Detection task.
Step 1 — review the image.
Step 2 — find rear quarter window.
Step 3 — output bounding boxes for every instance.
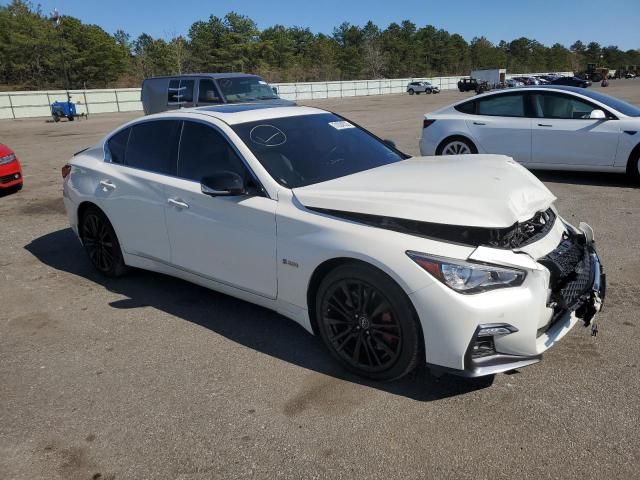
[106,128,130,164]
[455,101,475,114]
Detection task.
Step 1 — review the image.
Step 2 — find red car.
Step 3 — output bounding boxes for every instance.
[0,144,23,193]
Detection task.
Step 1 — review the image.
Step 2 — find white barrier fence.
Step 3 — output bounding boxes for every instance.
[0,72,572,120]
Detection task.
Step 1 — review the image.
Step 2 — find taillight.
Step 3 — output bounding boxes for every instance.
[423,119,436,129]
[61,164,72,179]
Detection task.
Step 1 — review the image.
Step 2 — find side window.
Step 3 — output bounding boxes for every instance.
[477,94,525,117]
[455,101,475,114]
[126,120,180,175]
[177,121,248,183]
[168,79,194,105]
[106,128,130,164]
[179,79,194,103]
[532,93,597,119]
[198,79,222,105]
[168,79,180,103]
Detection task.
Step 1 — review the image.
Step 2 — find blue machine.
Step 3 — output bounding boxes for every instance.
[50,97,80,122]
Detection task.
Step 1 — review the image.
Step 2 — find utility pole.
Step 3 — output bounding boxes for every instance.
[51,9,71,104]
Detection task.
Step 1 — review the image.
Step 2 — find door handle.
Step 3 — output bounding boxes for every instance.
[537,123,553,127]
[167,198,189,209]
[473,121,486,125]
[99,179,116,190]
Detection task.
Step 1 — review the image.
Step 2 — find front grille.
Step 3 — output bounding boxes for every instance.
[538,234,596,336]
[558,252,593,308]
[488,208,556,249]
[0,172,20,184]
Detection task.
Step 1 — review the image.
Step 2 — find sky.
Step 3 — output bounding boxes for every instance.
[12,0,640,50]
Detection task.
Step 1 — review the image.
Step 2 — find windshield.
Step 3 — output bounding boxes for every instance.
[232,113,405,188]
[217,77,278,103]
[577,89,640,117]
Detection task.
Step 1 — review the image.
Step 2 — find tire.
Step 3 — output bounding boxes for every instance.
[426,89,432,94]
[53,115,60,123]
[80,206,128,277]
[315,262,422,381]
[627,148,640,183]
[408,89,415,95]
[436,136,478,156]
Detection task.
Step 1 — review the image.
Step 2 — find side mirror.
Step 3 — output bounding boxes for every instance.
[383,139,397,149]
[201,171,246,197]
[272,86,278,95]
[589,109,606,119]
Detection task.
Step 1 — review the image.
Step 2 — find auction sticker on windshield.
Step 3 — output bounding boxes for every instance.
[328,120,355,130]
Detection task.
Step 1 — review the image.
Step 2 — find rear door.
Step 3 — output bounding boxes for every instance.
[530,92,620,166]
[99,120,180,262]
[465,92,532,164]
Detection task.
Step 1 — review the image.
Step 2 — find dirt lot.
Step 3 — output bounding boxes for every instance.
[1,81,639,480]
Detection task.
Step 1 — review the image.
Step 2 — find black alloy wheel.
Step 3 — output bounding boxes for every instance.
[316,263,421,381]
[81,207,127,277]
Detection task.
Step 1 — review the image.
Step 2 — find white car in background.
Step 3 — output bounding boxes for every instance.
[407,81,440,95]
[420,86,640,180]
[62,104,605,381]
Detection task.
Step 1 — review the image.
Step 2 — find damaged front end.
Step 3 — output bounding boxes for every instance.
[538,227,606,336]
[310,207,557,249]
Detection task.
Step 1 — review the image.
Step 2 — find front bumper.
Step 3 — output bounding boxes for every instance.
[0,161,23,189]
[411,224,606,377]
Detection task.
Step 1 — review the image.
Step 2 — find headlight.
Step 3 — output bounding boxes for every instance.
[406,251,526,294]
[0,152,17,165]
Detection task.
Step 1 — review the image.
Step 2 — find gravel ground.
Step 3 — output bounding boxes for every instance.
[1,80,639,480]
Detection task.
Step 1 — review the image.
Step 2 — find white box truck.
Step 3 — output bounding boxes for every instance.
[470,69,507,87]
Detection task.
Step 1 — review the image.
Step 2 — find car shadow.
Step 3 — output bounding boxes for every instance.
[24,228,495,402]
[0,186,22,198]
[534,169,637,188]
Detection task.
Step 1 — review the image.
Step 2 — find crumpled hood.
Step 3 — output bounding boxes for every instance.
[292,155,556,228]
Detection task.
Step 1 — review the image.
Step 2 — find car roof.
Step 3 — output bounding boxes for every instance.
[149,104,328,125]
[472,85,590,98]
[144,73,260,80]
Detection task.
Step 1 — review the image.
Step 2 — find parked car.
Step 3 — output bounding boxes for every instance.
[457,78,479,92]
[625,72,636,79]
[550,76,591,88]
[141,73,295,115]
[0,144,23,194]
[420,86,640,179]
[532,76,550,85]
[505,79,525,88]
[407,81,440,95]
[513,76,540,85]
[63,103,605,381]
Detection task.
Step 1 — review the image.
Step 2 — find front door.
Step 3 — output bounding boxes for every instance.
[530,92,620,166]
[164,120,278,298]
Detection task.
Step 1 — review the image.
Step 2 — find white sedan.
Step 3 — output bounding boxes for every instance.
[420,86,640,180]
[62,104,605,381]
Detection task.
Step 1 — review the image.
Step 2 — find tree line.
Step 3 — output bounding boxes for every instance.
[1,0,639,90]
